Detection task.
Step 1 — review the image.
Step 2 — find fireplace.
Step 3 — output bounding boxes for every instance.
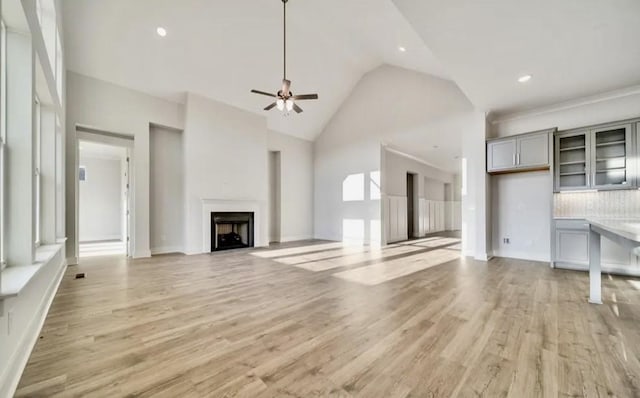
[211,212,254,251]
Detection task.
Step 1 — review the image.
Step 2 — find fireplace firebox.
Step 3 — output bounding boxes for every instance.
[211,212,254,251]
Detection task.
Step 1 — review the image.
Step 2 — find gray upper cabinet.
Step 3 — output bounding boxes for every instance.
[487,129,552,174]
[555,122,635,191]
[487,139,517,172]
[518,133,549,168]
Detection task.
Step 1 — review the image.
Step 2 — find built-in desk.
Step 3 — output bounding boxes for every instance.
[587,218,640,304]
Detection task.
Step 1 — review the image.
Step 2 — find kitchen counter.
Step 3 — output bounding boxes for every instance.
[586,218,640,246]
[586,218,640,304]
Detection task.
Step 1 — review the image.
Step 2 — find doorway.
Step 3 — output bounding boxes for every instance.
[75,128,134,259]
[407,172,416,239]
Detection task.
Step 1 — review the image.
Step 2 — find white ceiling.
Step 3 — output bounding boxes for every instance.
[62,0,449,140]
[392,0,640,116]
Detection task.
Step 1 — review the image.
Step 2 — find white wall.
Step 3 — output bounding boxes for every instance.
[150,126,184,254]
[491,171,551,262]
[424,178,445,201]
[315,65,475,245]
[267,130,313,242]
[78,155,122,242]
[66,72,185,261]
[182,93,269,254]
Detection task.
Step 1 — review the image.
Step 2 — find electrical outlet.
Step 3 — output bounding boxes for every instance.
[503,238,510,244]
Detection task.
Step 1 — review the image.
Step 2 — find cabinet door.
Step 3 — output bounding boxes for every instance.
[590,124,633,189]
[555,229,589,265]
[517,133,548,168]
[555,131,591,191]
[601,236,634,267]
[487,139,516,172]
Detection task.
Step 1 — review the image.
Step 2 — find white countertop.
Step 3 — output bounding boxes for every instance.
[586,218,640,244]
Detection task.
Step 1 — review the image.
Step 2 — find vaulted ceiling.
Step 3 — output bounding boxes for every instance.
[392,0,640,116]
[62,0,448,140]
[63,0,640,168]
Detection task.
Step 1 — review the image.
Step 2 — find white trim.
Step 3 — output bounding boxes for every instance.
[0,249,66,398]
[150,246,185,255]
[491,251,550,263]
[381,144,448,172]
[491,84,640,125]
[133,249,151,259]
[279,235,313,243]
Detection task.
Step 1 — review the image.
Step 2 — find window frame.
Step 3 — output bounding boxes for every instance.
[34,96,41,247]
[0,19,7,270]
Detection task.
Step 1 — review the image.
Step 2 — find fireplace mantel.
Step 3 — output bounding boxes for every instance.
[201,199,267,253]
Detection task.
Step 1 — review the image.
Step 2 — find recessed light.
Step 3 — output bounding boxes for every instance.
[156,27,167,37]
[398,46,406,52]
[518,74,532,83]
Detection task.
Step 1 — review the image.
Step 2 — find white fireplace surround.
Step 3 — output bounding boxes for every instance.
[201,199,268,253]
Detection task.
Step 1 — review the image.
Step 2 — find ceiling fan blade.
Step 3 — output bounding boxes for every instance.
[282,79,291,96]
[251,89,276,98]
[292,103,303,113]
[264,102,277,111]
[292,93,318,101]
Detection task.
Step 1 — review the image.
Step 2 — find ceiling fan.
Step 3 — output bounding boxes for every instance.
[251,0,318,114]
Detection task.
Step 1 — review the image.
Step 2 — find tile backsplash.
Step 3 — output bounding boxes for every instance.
[554,190,640,219]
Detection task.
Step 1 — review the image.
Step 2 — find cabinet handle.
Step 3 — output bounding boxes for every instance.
[517,153,520,165]
[513,154,516,166]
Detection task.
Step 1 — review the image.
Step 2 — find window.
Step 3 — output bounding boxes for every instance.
[35,97,41,246]
[0,20,6,269]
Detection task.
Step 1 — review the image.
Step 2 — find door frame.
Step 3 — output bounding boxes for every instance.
[75,126,135,257]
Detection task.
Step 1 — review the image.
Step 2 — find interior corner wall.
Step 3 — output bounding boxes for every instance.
[267,130,313,242]
[65,72,185,262]
[150,125,185,254]
[182,93,269,254]
[78,155,122,242]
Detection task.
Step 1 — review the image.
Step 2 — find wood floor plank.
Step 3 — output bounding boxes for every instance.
[14,238,640,397]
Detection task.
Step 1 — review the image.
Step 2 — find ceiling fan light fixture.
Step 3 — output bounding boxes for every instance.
[286,99,294,112]
[276,98,285,111]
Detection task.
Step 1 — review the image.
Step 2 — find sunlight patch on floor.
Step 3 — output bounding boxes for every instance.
[252,242,348,258]
[333,249,461,286]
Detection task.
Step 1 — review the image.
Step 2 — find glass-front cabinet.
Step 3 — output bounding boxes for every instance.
[556,131,590,190]
[591,124,633,188]
[555,123,635,192]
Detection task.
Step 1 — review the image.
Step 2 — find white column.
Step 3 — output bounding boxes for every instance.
[6,30,34,266]
[589,226,602,304]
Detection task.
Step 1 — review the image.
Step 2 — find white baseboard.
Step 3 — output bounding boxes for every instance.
[133,249,151,259]
[150,246,185,255]
[279,235,313,243]
[0,251,66,398]
[492,250,550,263]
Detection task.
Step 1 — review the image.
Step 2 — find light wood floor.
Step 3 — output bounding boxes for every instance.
[16,238,640,397]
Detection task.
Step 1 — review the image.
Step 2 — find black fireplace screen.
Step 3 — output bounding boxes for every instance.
[211,212,254,251]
